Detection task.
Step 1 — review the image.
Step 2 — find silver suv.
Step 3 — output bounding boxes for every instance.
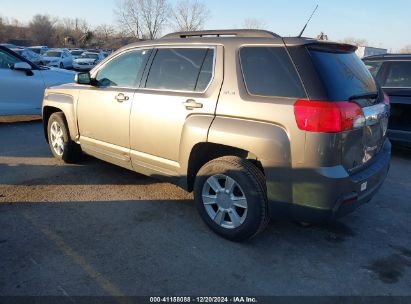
[42,30,391,241]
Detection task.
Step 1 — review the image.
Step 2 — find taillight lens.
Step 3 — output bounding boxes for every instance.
[294,99,365,133]
[383,92,390,106]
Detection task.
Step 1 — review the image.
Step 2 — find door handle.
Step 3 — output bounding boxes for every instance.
[183,99,203,110]
[115,93,129,102]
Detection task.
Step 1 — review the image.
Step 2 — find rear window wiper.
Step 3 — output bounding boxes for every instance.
[348,92,378,101]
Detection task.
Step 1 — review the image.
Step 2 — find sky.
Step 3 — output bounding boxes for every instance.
[1,0,410,51]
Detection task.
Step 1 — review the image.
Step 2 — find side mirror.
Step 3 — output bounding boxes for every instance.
[13,62,32,71]
[75,72,92,85]
[13,62,33,76]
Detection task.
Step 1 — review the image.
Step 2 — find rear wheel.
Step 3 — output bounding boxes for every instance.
[47,112,82,163]
[194,156,269,241]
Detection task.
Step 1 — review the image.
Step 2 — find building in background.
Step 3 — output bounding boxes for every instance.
[356,46,387,58]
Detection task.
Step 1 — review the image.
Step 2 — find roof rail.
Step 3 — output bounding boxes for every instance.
[162,29,281,39]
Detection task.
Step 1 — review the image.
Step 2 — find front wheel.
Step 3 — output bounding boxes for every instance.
[47,112,82,163]
[194,156,269,241]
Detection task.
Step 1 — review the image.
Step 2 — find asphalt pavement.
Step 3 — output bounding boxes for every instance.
[0,121,410,297]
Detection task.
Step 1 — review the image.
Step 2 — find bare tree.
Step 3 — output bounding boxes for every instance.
[93,24,116,47]
[399,45,411,53]
[0,16,6,41]
[115,0,169,40]
[29,15,57,45]
[115,0,143,39]
[54,18,91,47]
[171,0,210,32]
[242,18,266,30]
[95,24,116,40]
[341,37,368,46]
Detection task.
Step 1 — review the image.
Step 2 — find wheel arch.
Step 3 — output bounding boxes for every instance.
[186,142,264,192]
[42,92,79,143]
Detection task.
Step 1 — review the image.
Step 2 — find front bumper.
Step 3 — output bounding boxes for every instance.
[267,139,391,222]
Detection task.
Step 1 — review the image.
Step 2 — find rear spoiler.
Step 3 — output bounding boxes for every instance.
[283,38,358,53]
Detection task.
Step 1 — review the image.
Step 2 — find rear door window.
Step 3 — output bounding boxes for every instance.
[384,61,411,87]
[309,49,377,100]
[145,48,214,92]
[240,47,306,98]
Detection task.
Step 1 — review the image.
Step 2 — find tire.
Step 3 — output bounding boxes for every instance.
[194,156,269,242]
[47,112,82,163]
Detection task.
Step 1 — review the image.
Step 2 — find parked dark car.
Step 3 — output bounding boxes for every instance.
[363,54,411,147]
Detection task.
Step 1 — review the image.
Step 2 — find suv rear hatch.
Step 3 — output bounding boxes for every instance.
[286,41,390,172]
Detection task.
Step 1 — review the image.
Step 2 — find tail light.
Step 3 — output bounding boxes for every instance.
[294,99,365,133]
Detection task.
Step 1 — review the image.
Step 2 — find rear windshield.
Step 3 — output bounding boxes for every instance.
[309,49,377,100]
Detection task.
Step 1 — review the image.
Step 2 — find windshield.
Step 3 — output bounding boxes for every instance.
[309,49,377,100]
[81,53,98,59]
[30,48,41,54]
[45,51,61,57]
[71,50,84,56]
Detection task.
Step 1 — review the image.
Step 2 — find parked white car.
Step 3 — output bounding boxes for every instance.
[73,52,105,71]
[70,49,85,60]
[0,46,76,116]
[28,46,49,56]
[43,49,73,69]
[11,48,44,66]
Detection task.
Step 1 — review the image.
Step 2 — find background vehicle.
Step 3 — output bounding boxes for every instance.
[28,46,49,56]
[42,49,73,69]
[356,46,387,59]
[42,30,390,241]
[364,54,411,147]
[70,49,85,60]
[11,47,44,65]
[73,52,105,71]
[0,45,75,116]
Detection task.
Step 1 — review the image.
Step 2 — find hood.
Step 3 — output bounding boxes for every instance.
[40,68,76,87]
[43,56,60,61]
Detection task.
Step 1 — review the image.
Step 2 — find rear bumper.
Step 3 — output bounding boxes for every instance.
[388,129,411,148]
[268,139,391,222]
